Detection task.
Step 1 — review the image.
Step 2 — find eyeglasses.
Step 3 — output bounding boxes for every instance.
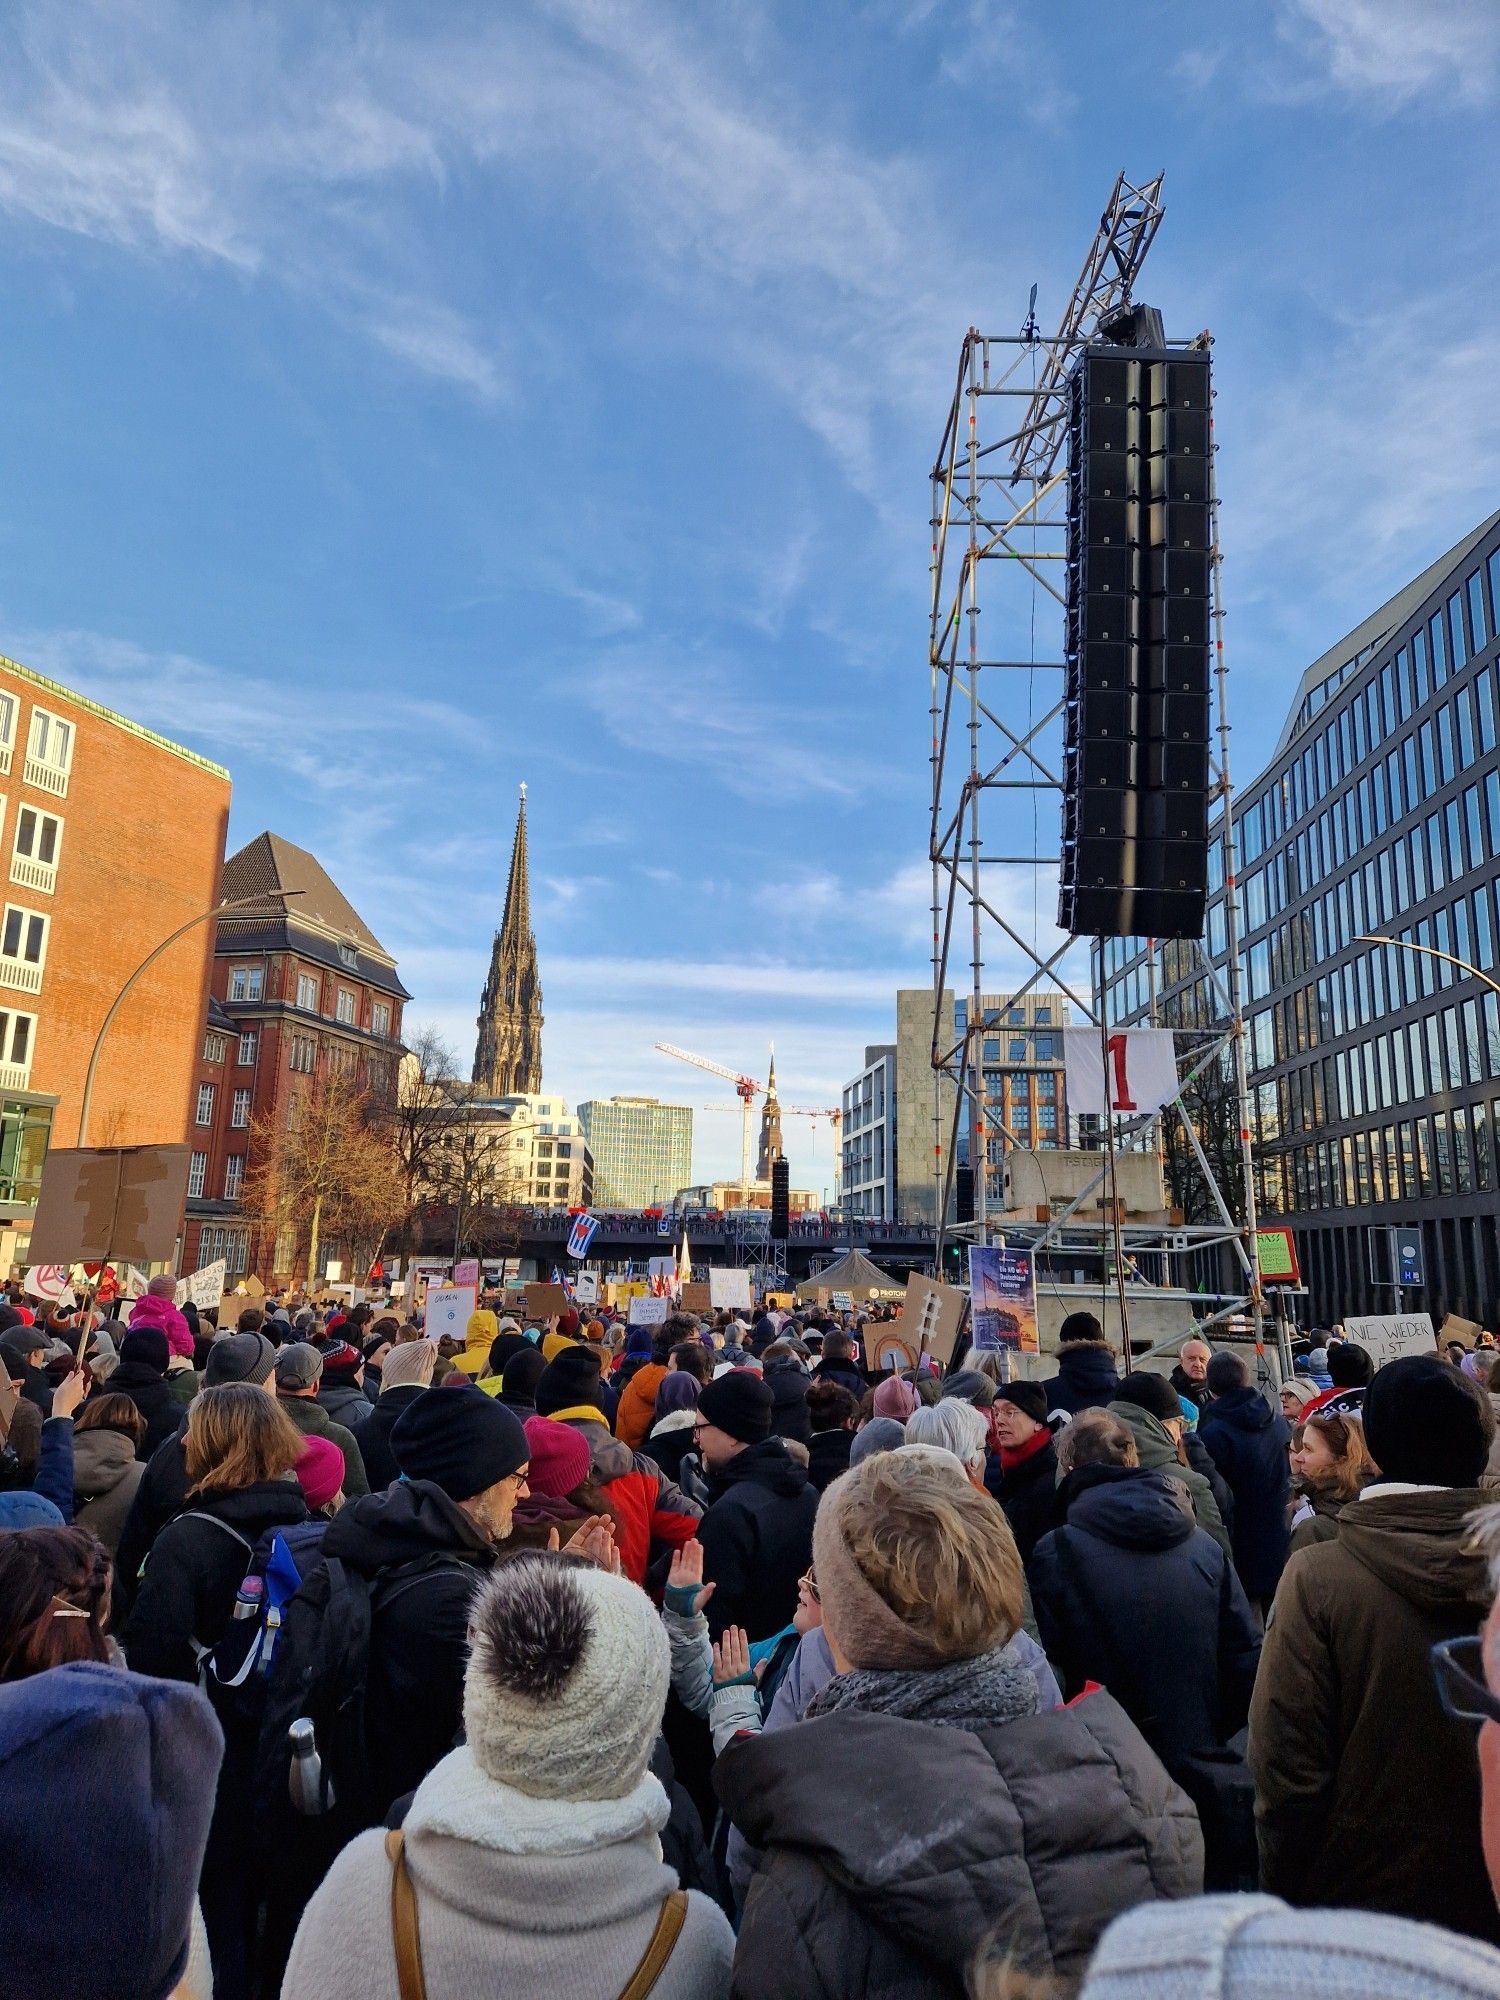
[800,1567,820,1603]
[1430,1635,1500,1729]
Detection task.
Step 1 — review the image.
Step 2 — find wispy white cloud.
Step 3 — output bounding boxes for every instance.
[1273,0,1500,106]
[582,643,879,802]
[365,298,507,402]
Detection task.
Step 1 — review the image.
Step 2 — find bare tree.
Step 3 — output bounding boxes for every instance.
[383,1026,468,1257]
[1161,1042,1245,1226]
[242,1066,405,1288]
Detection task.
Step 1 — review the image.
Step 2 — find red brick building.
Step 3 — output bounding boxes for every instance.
[0,650,229,1275]
[183,832,407,1282]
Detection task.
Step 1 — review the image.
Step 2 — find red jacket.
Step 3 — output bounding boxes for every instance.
[547,1405,701,1587]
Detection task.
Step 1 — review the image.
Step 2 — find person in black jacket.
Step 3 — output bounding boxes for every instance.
[353,1337,436,1491]
[987,1379,1059,1563]
[1,1326,51,1418]
[809,1329,865,1400]
[695,1371,819,1640]
[1197,1349,1292,1610]
[761,1344,813,1445]
[122,1383,311,2000]
[806,1379,858,1492]
[1029,1408,1260,1777]
[1040,1313,1122,1415]
[108,1327,185,1460]
[1170,1337,1212,1413]
[112,1332,281,1609]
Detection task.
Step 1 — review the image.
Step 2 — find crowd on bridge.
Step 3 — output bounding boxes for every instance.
[4,1274,1500,1998]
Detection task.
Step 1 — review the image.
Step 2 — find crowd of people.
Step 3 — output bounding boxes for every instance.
[5,1275,1500,1997]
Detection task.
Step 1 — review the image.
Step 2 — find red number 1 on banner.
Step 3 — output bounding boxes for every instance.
[1107,1034,1137,1112]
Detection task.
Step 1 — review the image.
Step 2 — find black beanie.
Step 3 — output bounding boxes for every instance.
[697,1371,774,1444]
[487,1331,534,1378]
[1110,1371,1184,1425]
[534,1345,604,1417]
[992,1379,1049,1425]
[119,1327,169,1375]
[390,1386,530,1500]
[502,1345,547,1400]
[1363,1355,1495,1488]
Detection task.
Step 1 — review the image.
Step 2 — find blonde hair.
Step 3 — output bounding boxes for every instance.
[184,1384,306,1494]
[834,1450,1024,1659]
[1294,1410,1378,1500]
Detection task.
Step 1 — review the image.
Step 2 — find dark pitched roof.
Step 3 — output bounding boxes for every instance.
[221,832,391,959]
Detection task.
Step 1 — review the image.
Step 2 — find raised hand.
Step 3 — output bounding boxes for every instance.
[666,1537,716,1615]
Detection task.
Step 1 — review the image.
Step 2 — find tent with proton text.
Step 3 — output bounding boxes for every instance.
[795,1247,905,1303]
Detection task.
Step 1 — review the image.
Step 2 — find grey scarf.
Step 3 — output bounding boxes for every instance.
[805,1639,1039,1733]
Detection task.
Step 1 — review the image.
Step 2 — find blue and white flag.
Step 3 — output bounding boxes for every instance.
[567,1211,600,1260]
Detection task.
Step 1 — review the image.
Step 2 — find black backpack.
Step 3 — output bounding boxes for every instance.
[253,1550,467,1864]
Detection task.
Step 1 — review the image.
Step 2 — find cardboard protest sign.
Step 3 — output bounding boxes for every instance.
[453,1258,480,1287]
[709,1268,752,1311]
[425,1285,477,1341]
[831,1291,853,1312]
[573,1272,599,1306]
[1343,1311,1438,1370]
[524,1282,572,1320]
[679,1282,712,1314]
[968,1246,1039,1354]
[188,1261,226,1311]
[1255,1226,1300,1284]
[894,1272,969,1367]
[1440,1313,1484,1350]
[26,1145,192,1266]
[628,1294,670,1327]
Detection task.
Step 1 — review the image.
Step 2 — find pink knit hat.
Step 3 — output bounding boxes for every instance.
[872,1375,919,1422]
[294,1435,345,1511]
[521,1415,593,1498]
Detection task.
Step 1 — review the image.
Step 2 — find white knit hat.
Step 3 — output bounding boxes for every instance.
[1079,1896,1500,2000]
[464,1556,668,1802]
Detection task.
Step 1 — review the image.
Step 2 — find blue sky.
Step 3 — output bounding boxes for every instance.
[0,0,1496,1195]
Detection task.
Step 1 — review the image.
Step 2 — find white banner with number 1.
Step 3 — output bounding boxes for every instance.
[1063,1028,1180,1119]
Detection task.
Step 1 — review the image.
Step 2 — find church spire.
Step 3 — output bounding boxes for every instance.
[473,785,544,1095]
[756,1043,783,1181]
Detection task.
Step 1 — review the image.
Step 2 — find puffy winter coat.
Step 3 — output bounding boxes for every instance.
[122,1478,311,1682]
[1170,1363,1210,1413]
[1108,1399,1233,1562]
[71,1425,146,1554]
[809,1355,865,1399]
[1250,1487,1500,1945]
[1041,1340,1121,1415]
[1287,1487,1346,1553]
[315,1380,373,1432]
[806,1426,853,1493]
[639,1409,700,1488]
[1029,1464,1261,1773]
[763,1360,812,1446]
[1197,1385,1291,1600]
[697,1438,819,1641]
[615,1362,668,1451]
[546,1408,701,1588]
[717,1689,1202,1997]
[277,1394,370,1499]
[993,1431,1059,1563]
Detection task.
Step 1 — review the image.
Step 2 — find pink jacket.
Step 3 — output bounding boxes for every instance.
[129,1291,195,1359]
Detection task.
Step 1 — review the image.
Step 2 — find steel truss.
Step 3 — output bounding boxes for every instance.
[927,172,1281,1371]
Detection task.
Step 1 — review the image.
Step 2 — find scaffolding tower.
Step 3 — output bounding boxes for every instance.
[927,171,1280,1368]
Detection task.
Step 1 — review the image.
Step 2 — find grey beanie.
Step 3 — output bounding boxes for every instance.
[1079,1894,1500,2000]
[850,1416,906,1466]
[274,1342,323,1391]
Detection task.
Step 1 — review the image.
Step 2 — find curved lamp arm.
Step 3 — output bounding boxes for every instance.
[78,890,303,1147]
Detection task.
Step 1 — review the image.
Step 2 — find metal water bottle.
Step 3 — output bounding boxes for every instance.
[288,1718,333,1815]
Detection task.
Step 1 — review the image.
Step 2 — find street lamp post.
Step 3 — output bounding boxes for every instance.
[78,890,303,1147]
[1356,934,1500,1003]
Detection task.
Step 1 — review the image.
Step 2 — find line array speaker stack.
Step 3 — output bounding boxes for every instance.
[770,1156,790,1238]
[1058,334,1212,939]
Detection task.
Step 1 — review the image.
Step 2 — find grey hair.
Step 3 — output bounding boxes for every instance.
[1468,1506,1500,1608]
[906,1398,988,1471]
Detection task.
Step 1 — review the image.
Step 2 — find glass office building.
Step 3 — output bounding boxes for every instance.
[1100,511,1500,1324]
[577,1095,692,1209]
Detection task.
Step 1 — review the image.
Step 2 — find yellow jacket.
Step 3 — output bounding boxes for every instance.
[452,1309,499,1376]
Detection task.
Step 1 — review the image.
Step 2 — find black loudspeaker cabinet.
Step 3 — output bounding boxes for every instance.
[955,1164,975,1225]
[770,1157,790,1238]
[1059,342,1212,940]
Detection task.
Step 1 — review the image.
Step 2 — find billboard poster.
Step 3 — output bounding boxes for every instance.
[967,1245,1039,1354]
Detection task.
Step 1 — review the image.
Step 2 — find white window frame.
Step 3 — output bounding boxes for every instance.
[0,1006,35,1087]
[0,692,15,776]
[10,804,62,895]
[203,1032,227,1064]
[230,1088,251,1129]
[229,965,264,1003]
[0,903,47,994]
[289,1034,316,1074]
[296,972,321,1011]
[223,1154,245,1200]
[195,1083,216,1127]
[372,1001,391,1038]
[335,987,356,1025]
[23,708,72,797]
[187,1151,208,1199]
[237,1032,257,1066]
